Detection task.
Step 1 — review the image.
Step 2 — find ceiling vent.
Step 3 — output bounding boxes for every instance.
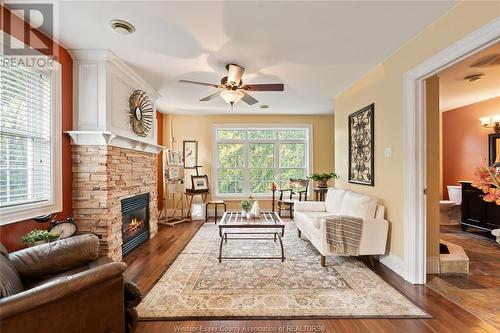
[470,54,500,68]
[110,19,135,35]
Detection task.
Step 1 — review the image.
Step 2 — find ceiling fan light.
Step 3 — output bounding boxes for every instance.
[220,90,244,104]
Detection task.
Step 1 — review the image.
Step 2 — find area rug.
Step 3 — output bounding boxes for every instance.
[137,223,429,319]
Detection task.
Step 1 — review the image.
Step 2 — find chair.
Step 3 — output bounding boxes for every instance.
[0,234,141,333]
[277,178,310,218]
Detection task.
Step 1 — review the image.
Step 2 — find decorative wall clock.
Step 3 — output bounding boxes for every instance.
[348,103,374,186]
[129,89,153,137]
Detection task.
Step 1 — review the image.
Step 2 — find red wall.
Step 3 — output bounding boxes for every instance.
[0,5,73,251]
[442,96,500,199]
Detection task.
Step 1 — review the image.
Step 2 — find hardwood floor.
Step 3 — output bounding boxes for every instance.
[124,221,499,333]
[427,225,500,330]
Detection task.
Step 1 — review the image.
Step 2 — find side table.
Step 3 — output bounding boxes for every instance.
[205,200,227,223]
[313,187,328,201]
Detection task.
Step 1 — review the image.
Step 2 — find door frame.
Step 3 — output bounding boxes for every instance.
[403,17,499,284]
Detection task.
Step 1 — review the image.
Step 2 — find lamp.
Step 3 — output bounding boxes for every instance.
[220,90,244,108]
[479,115,500,133]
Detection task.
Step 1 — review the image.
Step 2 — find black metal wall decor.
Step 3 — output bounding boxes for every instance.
[348,103,374,186]
[129,90,153,137]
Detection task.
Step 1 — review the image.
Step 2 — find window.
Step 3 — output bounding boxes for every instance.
[0,54,61,224]
[214,125,312,197]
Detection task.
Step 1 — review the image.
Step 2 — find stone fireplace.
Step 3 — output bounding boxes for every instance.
[67,50,163,261]
[72,145,159,261]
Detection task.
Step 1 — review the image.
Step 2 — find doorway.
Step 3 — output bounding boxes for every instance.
[403,18,499,285]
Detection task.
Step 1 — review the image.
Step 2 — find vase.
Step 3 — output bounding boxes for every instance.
[317,180,328,188]
[246,212,252,219]
[250,201,260,217]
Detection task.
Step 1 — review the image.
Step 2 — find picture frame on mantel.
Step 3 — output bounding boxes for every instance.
[183,140,198,169]
[348,103,375,186]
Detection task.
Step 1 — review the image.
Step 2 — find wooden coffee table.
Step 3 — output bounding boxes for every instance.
[218,211,285,262]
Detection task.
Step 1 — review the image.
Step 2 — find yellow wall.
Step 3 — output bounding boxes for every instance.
[334,1,499,260]
[163,114,335,210]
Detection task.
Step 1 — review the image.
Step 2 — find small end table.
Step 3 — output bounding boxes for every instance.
[205,200,227,223]
[313,187,328,201]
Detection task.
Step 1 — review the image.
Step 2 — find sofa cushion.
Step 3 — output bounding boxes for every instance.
[340,191,378,219]
[0,254,24,298]
[325,188,346,215]
[295,211,335,229]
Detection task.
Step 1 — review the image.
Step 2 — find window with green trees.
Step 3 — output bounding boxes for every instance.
[215,126,310,196]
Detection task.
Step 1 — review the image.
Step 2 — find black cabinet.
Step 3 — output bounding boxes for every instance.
[460,181,500,231]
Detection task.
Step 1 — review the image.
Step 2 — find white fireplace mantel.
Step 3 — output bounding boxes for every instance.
[65,131,164,154]
[68,49,164,154]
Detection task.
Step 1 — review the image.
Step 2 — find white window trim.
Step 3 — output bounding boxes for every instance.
[211,123,313,200]
[0,50,63,225]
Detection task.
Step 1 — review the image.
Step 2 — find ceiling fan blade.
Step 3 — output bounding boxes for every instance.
[243,83,284,91]
[200,91,221,102]
[179,79,220,88]
[227,64,245,85]
[241,91,258,105]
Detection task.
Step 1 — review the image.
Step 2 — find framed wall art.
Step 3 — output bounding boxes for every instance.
[191,175,209,191]
[183,140,198,169]
[348,103,374,186]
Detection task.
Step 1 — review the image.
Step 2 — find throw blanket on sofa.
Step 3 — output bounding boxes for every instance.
[325,215,364,256]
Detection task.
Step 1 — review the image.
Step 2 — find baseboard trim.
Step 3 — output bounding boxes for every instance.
[426,256,440,275]
[379,253,406,279]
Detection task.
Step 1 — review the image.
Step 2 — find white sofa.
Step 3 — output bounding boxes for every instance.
[294,188,389,267]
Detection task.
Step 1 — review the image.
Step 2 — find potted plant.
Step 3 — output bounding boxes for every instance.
[21,229,60,247]
[308,172,339,188]
[240,197,254,218]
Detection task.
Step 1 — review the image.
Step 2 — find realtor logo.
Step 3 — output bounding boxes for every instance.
[2,3,57,69]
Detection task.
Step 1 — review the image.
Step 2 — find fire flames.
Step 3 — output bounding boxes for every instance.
[126,218,144,236]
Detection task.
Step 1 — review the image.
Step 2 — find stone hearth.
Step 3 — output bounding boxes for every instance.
[72,145,158,261]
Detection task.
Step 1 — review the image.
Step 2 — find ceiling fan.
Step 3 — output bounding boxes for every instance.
[179,64,284,108]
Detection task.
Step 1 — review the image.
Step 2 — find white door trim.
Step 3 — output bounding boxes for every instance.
[403,17,500,284]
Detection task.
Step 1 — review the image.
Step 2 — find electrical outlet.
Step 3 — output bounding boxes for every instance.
[384,147,392,158]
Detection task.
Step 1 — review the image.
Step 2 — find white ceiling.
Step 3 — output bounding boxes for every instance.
[13,1,458,114]
[439,42,500,112]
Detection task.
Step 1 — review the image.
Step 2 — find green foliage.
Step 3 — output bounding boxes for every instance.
[217,129,309,194]
[21,229,59,243]
[217,130,245,140]
[240,199,253,212]
[308,173,339,181]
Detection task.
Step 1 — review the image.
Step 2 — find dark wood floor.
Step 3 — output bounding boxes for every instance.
[124,221,499,333]
[427,225,500,330]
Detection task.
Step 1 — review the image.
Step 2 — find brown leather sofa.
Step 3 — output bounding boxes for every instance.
[0,234,140,333]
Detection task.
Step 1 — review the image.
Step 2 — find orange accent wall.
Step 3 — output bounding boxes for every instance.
[0,5,73,251]
[156,112,165,211]
[442,96,500,199]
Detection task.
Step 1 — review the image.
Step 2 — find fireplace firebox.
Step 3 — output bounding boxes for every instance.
[121,193,150,256]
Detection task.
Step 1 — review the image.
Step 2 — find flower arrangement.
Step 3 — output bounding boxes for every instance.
[472,159,500,205]
[240,195,254,212]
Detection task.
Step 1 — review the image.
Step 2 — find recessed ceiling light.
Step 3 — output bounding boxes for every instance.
[464,73,484,82]
[110,19,135,35]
